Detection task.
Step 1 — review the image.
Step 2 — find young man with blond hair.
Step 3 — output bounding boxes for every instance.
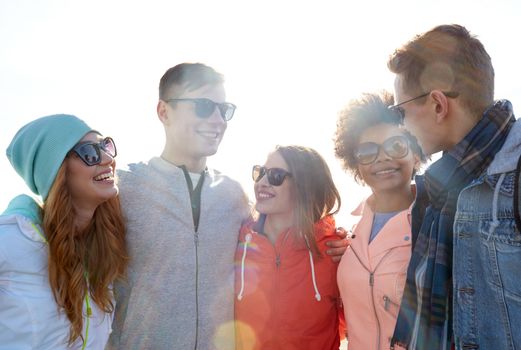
[388,25,520,349]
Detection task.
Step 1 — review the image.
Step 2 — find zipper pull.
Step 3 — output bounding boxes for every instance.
[369,272,374,286]
[383,295,389,310]
[194,232,199,245]
[275,255,281,267]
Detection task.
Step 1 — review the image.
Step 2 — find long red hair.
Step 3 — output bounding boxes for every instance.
[42,164,128,345]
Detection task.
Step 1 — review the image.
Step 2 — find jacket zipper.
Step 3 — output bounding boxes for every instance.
[273,249,281,343]
[266,230,288,344]
[350,247,400,350]
[369,270,380,350]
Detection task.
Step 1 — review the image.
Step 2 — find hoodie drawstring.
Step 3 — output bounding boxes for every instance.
[307,250,321,301]
[304,236,321,301]
[486,173,505,241]
[237,233,322,302]
[237,233,252,301]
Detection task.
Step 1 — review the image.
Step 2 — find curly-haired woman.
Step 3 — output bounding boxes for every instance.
[334,92,425,350]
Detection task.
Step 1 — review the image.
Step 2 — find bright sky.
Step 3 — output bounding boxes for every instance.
[1,0,520,226]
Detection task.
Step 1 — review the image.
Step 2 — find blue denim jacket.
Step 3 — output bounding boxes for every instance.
[453,119,521,349]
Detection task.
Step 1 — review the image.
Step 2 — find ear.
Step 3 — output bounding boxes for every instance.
[430,90,450,124]
[410,153,422,179]
[157,100,169,125]
[413,154,421,171]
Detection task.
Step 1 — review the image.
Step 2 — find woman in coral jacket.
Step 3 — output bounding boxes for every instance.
[333,92,425,350]
[234,145,343,350]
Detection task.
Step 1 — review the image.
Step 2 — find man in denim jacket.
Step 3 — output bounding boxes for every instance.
[387,24,520,349]
[453,120,521,348]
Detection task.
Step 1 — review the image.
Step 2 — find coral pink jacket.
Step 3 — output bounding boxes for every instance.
[337,194,412,350]
[235,215,341,350]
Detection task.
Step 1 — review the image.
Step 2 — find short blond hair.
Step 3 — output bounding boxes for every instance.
[388,24,494,118]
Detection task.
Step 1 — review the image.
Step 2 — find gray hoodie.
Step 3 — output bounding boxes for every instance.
[108,157,250,350]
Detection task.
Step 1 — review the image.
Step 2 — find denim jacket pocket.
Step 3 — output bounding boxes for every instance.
[479,218,521,300]
[480,217,521,244]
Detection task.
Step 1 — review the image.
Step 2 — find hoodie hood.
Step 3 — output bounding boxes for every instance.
[3,194,42,224]
[488,113,520,175]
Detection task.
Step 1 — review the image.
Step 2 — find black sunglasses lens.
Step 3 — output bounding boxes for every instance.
[73,138,117,166]
[355,143,379,165]
[267,168,288,186]
[101,138,117,157]
[252,166,265,182]
[399,108,405,122]
[396,107,405,122]
[194,99,216,118]
[77,144,101,165]
[218,103,235,121]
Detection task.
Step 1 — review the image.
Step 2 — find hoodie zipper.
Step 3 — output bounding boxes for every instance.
[194,230,199,350]
[272,230,292,343]
[272,248,281,343]
[178,167,205,350]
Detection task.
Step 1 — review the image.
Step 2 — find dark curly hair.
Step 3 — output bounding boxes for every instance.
[333,91,426,184]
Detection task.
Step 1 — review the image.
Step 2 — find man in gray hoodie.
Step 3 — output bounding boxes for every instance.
[387,25,520,350]
[108,63,347,350]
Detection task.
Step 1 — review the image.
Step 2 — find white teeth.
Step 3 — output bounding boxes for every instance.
[94,172,113,181]
[375,169,397,175]
[257,192,273,199]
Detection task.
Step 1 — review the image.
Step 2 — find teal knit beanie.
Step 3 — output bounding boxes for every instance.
[6,114,95,201]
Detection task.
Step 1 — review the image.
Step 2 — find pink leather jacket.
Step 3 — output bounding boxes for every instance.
[337,193,412,350]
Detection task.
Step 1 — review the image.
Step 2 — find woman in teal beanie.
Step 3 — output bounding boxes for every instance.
[0,114,128,349]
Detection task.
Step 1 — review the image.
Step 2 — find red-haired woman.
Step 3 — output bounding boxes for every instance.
[0,114,128,349]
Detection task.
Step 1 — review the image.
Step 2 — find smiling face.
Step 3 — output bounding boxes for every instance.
[357,124,418,195]
[158,83,228,171]
[65,132,118,211]
[254,151,296,220]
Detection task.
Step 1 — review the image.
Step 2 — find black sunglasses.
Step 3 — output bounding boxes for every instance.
[388,91,459,122]
[166,98,236,121]
[71,137,117,166]
[355,135,409,165]
[252,165,292,186]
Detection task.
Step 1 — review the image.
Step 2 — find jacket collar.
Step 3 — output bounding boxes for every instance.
[350,187,414,263]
